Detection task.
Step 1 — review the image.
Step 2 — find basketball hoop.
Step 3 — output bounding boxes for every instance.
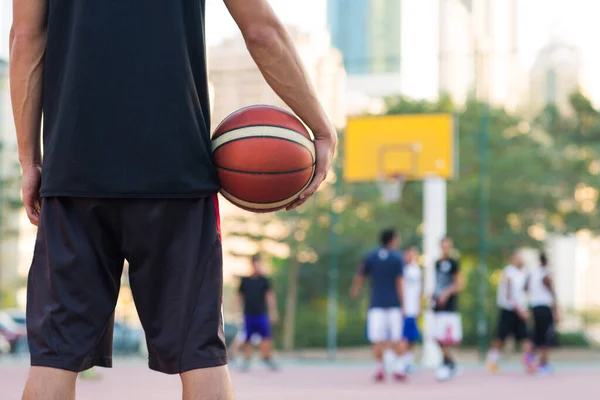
[377,174,406,204]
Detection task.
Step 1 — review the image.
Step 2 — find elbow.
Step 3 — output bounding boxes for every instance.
[243,24,284,55]
[10,28,47,56]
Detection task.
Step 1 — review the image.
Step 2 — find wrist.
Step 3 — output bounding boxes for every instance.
[19,155,42,168]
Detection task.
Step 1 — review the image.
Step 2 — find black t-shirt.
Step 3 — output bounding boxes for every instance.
[433,257,460,312]
[41,0,219,197]
[238,276,271,316]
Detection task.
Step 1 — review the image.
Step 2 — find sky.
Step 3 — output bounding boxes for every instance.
[1,0,599,99]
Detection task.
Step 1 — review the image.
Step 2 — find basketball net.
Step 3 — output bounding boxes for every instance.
[376,174,406,204]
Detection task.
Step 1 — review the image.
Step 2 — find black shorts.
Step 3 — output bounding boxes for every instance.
[26,197,226,374]
[496,309,528,342]
[532,306,556,348]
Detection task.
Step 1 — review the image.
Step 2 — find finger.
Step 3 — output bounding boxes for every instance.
[25,197,41,226]
[286,172,326,210]
[26,206,39,226]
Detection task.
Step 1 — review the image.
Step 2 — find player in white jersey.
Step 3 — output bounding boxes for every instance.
[401,246,423,373]
[486,249,536,373]
[527,252,558,375]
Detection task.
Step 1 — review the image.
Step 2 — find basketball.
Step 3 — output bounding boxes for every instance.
[211,105,316,213]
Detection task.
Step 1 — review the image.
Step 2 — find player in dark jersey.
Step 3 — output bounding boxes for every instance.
[350,229,408,382]
[237,254,279,372]
[527,252,558,375]
[431,237,463,381]
[10,1,336,398]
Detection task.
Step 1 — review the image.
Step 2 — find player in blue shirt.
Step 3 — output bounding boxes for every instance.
[350,229,408,382]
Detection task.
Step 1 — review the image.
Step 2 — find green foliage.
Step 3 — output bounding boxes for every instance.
[227,92,600,349]
[557,331,591,348]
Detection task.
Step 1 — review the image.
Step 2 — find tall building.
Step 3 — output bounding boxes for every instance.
[438,0,476,105]
[327,0,401,97]
[527,40,583,117]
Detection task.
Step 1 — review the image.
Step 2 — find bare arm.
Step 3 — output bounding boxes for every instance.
[396,276,404,309]
[438,272,463,307]
[236,293,244,316]
[543,275,559,321]
[266,290,279,322]
[10,0,47,225]
[350,273,365,299]
[224,0,337,209]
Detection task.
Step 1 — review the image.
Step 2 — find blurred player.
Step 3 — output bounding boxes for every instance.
[432,237,463,381]
[237,254,280,371]
[486,249,536,374]
[527,252,558,375]
[350,229,407,382]
[401,246,423,373]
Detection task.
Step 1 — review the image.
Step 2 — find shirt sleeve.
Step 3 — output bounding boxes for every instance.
[264,277,272,291]
[451,259,460,275]
[397,255,404,277]
[238,278,245,294]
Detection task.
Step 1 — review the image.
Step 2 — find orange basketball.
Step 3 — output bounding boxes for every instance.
[211,105,315,213]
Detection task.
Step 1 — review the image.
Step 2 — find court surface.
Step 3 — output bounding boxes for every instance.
[1,359,598,400]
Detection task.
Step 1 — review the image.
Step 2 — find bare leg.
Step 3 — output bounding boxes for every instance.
[522,339,536,373]
[242,341,253,361]
[486,339,503,372]
[258,339,273,360]
[181,366,234,400]
[539,347,549,365]
[372,342,384,362]
[22,367,77,400]
[391,340,408,378]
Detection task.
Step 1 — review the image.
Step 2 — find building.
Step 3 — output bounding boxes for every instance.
[437,0,476,105]
[327,0,402,97]
[328,0,519,107]
[545,233,600,313]
[208,26,347,130]
[527,40,583,117]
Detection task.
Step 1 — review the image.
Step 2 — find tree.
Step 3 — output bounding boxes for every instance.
[224,92,600,348]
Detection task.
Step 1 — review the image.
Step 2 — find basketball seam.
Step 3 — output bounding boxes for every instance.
[220,169,314,208]
[213,123,309,139]
[211,126,315,161]
[216,164,315,175]
[213,136,314,158]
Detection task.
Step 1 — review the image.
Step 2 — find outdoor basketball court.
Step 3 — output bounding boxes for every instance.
[1,359,598,399]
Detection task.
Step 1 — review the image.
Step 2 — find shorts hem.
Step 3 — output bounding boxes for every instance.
[149,356,228,375]
[39,191,219,199]
[31,356,112,373]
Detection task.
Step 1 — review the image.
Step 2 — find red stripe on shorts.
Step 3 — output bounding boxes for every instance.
[213,194,221,238]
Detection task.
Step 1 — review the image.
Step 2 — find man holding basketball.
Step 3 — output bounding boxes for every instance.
[10,0,336,398]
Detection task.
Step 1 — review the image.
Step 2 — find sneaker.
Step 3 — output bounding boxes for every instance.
[536,364,554,376]
[393,371,407,381]
[374,369,386,382]
[486,359,499,374]
[239,359,251,372]
[523,353,537,375]
[436,365,452,382]
[449,364,462,378]
[405,364,417,375]
[263,358,280,371]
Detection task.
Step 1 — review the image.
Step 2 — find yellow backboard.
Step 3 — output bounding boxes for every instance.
[344,114,457,182]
